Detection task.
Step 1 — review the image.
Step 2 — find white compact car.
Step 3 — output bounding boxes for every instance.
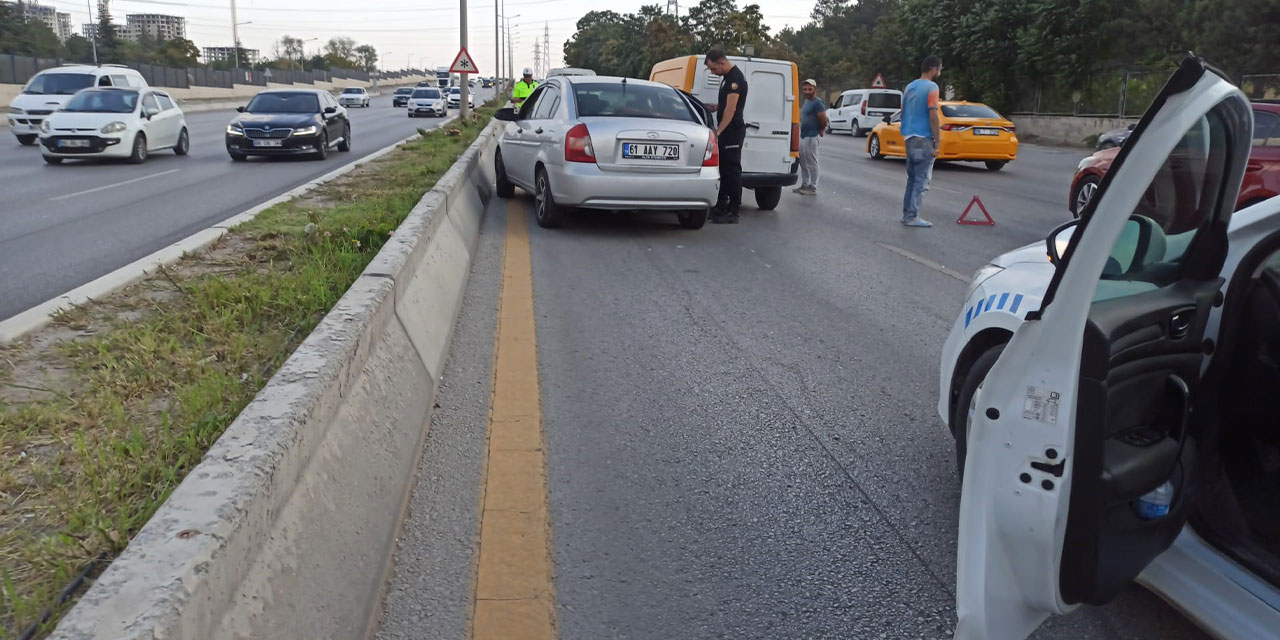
[494,75,720,229]
[338,87,370,108]
[40,87,188,164]
[939,56,1280,640]
[826,88,902,137]
[446,87,473,109]
[8,64,147,146]
[407,87,446,118]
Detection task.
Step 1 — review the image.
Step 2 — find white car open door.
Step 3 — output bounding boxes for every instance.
[955,56,1254,640]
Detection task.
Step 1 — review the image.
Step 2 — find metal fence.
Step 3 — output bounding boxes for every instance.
[1012,69,1280,117]
[1,53,408,90]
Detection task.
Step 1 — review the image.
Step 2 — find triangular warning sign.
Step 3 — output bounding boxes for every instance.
[871,73,887,89]
[957,196,995,226]
[449,48,479,74]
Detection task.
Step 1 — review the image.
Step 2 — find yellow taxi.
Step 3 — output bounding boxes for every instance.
[866,101,1018,171]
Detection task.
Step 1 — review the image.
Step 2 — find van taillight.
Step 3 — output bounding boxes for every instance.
[564,123,596,163]
[790,124,799,153]
[703,131,719,167]
[861,101,867,116]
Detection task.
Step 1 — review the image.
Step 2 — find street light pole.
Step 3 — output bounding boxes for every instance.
[459,0,470,120]
[494,0,499,92]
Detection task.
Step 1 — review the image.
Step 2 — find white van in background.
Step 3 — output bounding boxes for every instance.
[7,64,148,146]
[827,88,902,137]
[650,55,799,210]
[547,67,597,78]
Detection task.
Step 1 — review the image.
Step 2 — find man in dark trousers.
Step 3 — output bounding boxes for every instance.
[704,49,748,224]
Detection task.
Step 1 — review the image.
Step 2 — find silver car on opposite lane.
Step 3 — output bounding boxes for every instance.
[494,76,720,229]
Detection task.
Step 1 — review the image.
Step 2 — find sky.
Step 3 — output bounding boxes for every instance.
[34,0,814,75]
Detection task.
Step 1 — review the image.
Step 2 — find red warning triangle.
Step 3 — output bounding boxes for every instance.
[957,196,995,226]
[871,73,887,89]
[449,47,479,74]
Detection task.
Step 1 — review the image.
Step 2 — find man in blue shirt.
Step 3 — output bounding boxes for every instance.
[795,78,828,196]
[899,55,942,227]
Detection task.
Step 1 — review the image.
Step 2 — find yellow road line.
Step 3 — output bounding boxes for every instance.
[471,200,557,640]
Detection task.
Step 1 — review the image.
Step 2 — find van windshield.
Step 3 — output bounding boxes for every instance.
[867,93,901,109]
[24,73,95,95]
[573,83,696,122]
[62,90,139,113]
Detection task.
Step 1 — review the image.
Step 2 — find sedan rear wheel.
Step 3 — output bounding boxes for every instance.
[678,209,709,229]
[495,150,515,198]
[534,168,565,228]
[1071,174,1100,218]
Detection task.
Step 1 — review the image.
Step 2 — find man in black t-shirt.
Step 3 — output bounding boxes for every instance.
[704,49,748,224]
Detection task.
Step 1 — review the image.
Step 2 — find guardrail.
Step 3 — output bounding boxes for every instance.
[47,119,503,640]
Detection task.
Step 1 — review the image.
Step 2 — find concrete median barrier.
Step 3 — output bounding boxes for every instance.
[49,118,503,640]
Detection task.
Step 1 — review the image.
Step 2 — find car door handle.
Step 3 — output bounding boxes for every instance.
[535,127,544,134]
[745,121,761,129]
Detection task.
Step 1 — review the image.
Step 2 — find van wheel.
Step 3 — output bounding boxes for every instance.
[754,187,782,211]
[868,134,884,160]
[852,123,863,137]
[952,344,1006,478]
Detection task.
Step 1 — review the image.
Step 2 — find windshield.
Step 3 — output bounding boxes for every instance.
[342,88,363,94]
[867,93,901,109]
[24,73,95,96]
[450,88,460,94]
[246,93,320,113]
[62,90,139,113]
[942,104,1002,119]
[573,83,696,122]
[396,88,413,94]
[412,89,440,99]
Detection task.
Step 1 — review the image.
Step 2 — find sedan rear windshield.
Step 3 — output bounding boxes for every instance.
[412,89,441,99]
[24,73,95,95]
[247,93,320,113]
[62,90,139,113]
[573,83,696,122]
[867,93,901,109]
[942,104,1002,119]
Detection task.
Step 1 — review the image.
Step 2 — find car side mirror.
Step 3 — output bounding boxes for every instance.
[1047,221,1078,265]
[882,115,891,124]
[236,106,246,113]
[324,106,337,114]
[1127,123,1137,131]
[495,107,518,122]
[144,108,158,119]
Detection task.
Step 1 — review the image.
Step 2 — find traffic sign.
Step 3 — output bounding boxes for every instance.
[871,73,887,89]
[450,48,479,75]
[957,196,995,226]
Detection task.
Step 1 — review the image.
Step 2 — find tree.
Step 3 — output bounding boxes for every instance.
[354,44,378,71]
[63,34,95,63]
[324,37,357,64]
[97,3,120,63]
[0,2,63,57]
[157,37,201,67]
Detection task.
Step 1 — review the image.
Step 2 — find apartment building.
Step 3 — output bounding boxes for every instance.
[203,47,260,65]
[4,1,74,41]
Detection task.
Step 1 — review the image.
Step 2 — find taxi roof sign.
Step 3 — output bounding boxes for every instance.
[450,48,479,74]
[871,73,887,89]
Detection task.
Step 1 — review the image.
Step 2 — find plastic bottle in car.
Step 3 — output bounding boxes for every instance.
[1134,480,1174,520]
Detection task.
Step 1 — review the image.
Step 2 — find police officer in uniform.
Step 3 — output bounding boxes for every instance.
[704,49,748,224]
[513,68,538,107]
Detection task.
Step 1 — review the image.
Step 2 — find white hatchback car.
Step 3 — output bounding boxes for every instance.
[338,87,370,108]
[40,87,188,164]
[940,56,1280,640]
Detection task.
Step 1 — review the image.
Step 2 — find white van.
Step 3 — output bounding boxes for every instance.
[827,88,902,137]
[7,64,148,145]
[651,55,799,210]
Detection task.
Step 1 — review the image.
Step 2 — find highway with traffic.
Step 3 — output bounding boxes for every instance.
[374,135,1213,640]
[0,88,492,321]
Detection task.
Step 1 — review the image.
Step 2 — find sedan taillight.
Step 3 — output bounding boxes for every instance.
[565,123,596,163]
[940,124,972,132]
[703,131,719,167]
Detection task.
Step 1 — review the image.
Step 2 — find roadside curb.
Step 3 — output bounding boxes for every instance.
[0,114,457,346]
[49,117,503,639]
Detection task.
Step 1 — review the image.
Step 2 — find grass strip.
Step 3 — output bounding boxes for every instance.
[0,103,498,638]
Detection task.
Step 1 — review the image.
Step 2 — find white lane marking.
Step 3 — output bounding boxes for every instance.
[876,242,971,283]
[49,169,181,202]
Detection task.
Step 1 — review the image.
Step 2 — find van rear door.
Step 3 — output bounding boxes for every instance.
[740,64,795,177]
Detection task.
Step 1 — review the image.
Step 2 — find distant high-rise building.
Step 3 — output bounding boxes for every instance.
[3,1,75,41]
[203,47,259,65]
[126,13,186,41]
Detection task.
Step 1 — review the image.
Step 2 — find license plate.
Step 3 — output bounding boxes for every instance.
[623,143,679,160]
[59,139,89,148]
[253,139,284,147]
[974,128,1000,136]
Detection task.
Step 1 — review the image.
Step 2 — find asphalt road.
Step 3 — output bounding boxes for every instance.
[378,136,1213,639]
[0,88,493,322]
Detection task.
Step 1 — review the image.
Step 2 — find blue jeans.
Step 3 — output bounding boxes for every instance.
[902,137,936,221]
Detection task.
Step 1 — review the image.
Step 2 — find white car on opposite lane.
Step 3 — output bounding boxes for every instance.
[338,87,370,108]
[40,87,188,164]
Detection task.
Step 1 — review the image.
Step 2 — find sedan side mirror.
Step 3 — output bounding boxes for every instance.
[1046,221,1078,265]
[324,106,337,114]
[882,115,891,124]
[495,107,518,122]
[236,106,246,113]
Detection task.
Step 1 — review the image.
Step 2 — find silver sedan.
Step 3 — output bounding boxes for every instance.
[494,76,720,229]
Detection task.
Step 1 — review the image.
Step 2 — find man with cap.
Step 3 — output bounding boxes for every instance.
[704,48,748,224]
[513,68,538,107]
[795,78,828,196]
